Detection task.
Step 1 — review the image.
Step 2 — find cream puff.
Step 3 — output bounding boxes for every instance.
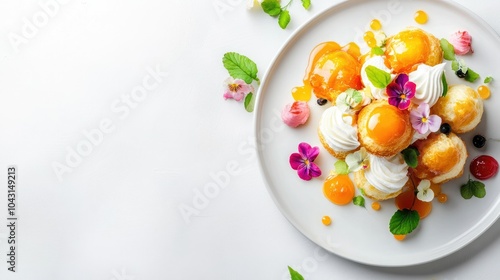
[354,154,410,200]
[318,106,360,159]
[357,100,413,157]
[384,27,443,74]
[309,49,363,101]
[413,132,468,184]
[431,84,483,133]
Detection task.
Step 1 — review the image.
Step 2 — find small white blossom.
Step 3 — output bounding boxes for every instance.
[345,147,369,172]
[417,179,434,202]
[247,0,263,9]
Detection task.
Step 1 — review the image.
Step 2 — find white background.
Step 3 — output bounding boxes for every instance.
[0,0,498,279]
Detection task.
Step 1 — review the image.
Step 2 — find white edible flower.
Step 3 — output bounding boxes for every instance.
[247,0,263,9]
[416,179,434,202]
[335,89,364,113]
[345,147,369,172]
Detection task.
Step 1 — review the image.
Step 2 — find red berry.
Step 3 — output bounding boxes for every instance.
[470,155,499,180]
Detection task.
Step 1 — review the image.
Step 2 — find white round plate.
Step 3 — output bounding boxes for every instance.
[254,0,500,267]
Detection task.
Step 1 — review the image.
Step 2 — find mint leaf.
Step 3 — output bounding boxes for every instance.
[461,179,485,199]
[244,92,255,112]
[261,0,282,16]
[390,209,420,235]
[465,68,480,83]
[349,89,363,103]
[460,181,474,199]
[440,38,456,61]
[371,46,384,56]
[441,73,448,97]
[472,181,486,198]
[278,10,290,29]
[484,76,493,84]
[365,65,391,89]
[288,266,304,280]
[223,52,259,84]
[353,195,365,208]
[401,147,419,168]
[301,0,311,10]
[334,160,349,175]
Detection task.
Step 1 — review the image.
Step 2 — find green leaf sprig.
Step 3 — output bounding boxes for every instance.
[401,147,419,168]
[223,52,260,84]
[390,209,420,235]
[288,266,304,280]
[261,0,311,29]
[222,52,260,112]
[440,38,480,83]
[389,177,420,235]
[484,76,494,84]
[461,177,486,199]
[365,65,391,89]
[441,72,448,97]
[353,195,365,208]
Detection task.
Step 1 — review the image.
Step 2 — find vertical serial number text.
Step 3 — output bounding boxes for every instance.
[7,166,17,272]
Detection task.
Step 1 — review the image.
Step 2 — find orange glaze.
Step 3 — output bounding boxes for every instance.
[323,175,355,205]
[322,216,332,226]
[384,29,432,73]
[370,19,382,30]
[478,85,491,99]
[430,182,441,197]
[395,186,432,219]
[296,41,363,101]
[363,31,377,48]
[371,202,381,211]
[366,105,408,145]
[414,10,428,24]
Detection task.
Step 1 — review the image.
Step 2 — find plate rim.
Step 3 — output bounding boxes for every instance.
[254,0,500,267]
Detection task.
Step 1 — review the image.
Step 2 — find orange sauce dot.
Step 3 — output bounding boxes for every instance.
[394,234,406,241]
[322,216,332,226]
[366,38,377,48]
[363,31,375,40]
[323,175,355,206]
[292,85,312,101]
[437,193,448,204]
[395,187,432,219]
[414,10,428,24]
[367,105,408,145]
[478,85,491,99]
[371,202,381,211]
[370,19,382,31]
[363,31,377,47]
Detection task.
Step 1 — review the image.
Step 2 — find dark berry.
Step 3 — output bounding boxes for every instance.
[317,98,328,106]
[470,155,499,180]
[440,123,451,135]
[473,135,487,148]
[456,69,467,78]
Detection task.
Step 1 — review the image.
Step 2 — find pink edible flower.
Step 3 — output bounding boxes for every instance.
[289,142,322,181]
[386,74,416,110]
[281,101,310,127]
[450,31,473,55]
[410,103,442,134]
[222,77,253,101]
